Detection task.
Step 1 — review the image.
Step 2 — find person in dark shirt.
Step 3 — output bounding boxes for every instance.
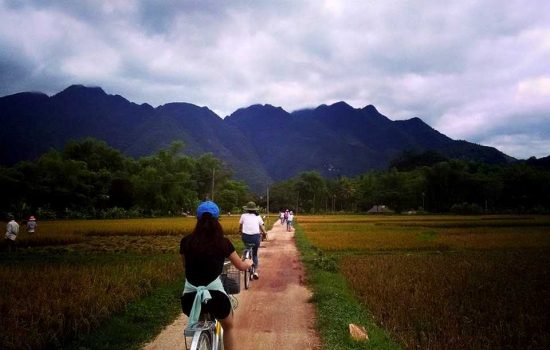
[180,201,252,350]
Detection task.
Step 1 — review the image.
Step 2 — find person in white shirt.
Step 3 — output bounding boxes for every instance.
[5,214,19,252]
[239,201,267,279]
[287,211,294,231]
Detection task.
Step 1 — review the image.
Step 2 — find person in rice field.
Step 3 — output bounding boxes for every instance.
[5,214,19,252]
[26,216,37,234]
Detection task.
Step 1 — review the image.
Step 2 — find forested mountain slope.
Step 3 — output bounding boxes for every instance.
[0,85,513,191]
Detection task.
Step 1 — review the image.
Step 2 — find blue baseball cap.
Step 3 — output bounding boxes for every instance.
[196,201,220,219]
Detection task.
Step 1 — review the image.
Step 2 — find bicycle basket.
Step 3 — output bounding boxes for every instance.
[220,262,240,294]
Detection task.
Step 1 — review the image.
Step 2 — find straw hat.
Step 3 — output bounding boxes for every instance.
[242,201,259,211]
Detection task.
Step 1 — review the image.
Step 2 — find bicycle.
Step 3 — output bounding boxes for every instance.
[184,261,240,350]
[242,243,257,290]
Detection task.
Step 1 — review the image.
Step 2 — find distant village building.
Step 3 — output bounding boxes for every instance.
[367,205,394,214]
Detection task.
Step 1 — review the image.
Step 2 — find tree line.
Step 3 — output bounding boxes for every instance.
[0,138,251,219]
[265,151,550,214]
[2,139,549,220]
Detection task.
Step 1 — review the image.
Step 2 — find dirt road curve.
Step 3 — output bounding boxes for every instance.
[142,220,320,350]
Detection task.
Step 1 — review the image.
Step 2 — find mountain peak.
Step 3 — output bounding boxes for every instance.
[157,102,221,121]
[314,101,355,116]
[225,103,290,124]
[63,84,105,94]
[55,84,107,99]
[330,101,353,108]
[406,116,429,126]
[360,104,392,123]
[239,104,285,113]
[362,104,379,113]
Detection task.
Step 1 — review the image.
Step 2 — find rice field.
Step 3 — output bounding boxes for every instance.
[299,214,550,349]
[0,255,181,349]
[0,215,243,349]
[299,215,550,251]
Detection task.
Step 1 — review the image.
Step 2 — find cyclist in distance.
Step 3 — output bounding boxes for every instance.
[180,200,253,350]
[239,201,267,279]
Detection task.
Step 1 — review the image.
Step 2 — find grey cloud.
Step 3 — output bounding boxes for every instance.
[0,0,549,159]
[477,111,550,141]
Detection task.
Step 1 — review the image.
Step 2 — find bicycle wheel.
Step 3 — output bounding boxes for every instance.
[196,330,211,350]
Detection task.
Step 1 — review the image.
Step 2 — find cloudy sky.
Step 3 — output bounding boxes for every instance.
[1,0,549,159]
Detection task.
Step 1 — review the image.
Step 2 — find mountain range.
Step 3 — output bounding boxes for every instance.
[0,85,514,192]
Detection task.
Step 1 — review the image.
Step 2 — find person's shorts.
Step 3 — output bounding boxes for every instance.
[181,290,232,320]
[5,233,16,241]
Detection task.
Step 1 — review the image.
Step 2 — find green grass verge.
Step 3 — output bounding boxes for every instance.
[66,276,184,350]
[294,223,402,350]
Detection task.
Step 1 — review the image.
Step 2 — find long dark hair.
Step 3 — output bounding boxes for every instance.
[187,212,225,254]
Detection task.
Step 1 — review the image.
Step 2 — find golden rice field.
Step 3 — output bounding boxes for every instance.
[299,215,550,251]
[0,256,181,349]
[0,215,244,349]
[1,216,241,251]
[341,251,550,350]
[299,214,550,350]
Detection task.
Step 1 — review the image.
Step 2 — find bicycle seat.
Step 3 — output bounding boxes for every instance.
[184,320,214,335]
[184,305,214,334]
[245,243,256,248]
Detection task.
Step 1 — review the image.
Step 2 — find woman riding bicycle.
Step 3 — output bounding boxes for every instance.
[180,201,253,350]
[239,201,267,279]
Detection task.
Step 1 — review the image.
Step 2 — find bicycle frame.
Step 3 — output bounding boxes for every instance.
[184,261,238,350]
[184,317,223,350]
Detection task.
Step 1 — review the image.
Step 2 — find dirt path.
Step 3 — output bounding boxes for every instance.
[142,220,320,350]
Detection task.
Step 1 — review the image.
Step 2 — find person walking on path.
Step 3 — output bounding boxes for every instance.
[5,214,19,252]
[287,211,294,231]
[26,216,37,234]
[239,201,267,280]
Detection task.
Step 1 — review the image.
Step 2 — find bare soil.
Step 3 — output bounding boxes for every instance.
[142,220,321,350]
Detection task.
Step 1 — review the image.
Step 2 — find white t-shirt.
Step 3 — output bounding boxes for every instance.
[240,213,264,235]
[6,220,19,235]
[288,213,294,221]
